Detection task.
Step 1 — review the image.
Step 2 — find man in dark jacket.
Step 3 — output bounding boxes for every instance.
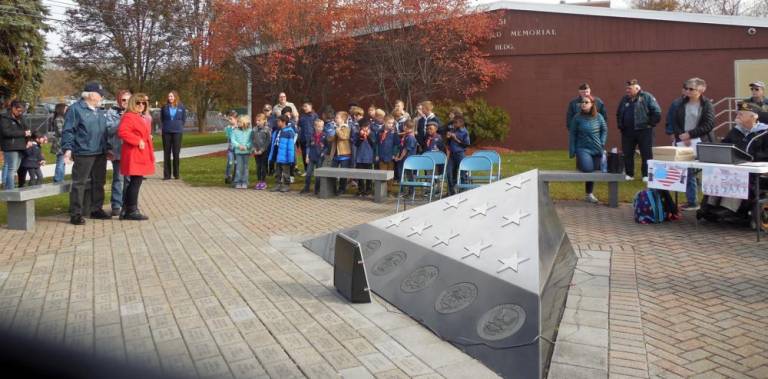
[566,83,607,129]
[1,100,31,189]
[666,77,715,209]
[616,79,662,181]
[743,81,768,124]
[62,82,113,225]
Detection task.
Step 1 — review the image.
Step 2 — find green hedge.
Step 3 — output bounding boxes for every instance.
[434,98,510,144]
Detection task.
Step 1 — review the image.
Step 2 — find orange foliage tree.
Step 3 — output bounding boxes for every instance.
[209,0,506,112]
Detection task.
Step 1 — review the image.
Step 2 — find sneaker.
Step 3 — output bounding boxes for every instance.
[70,215,86,225]
[290,176,295,184]
[280,186,290,193]
[300,189,309,194]
[625,175,634,181]
[680,204,699,211]
[585,193,599,203]
[258,182,267,190]
[300,172,307,177]
[642,176,648,182]
[224,177,231,184]
[90,209,112,219]
[111,208,121,217]
[270,185,281,192]
[121,210,149,221]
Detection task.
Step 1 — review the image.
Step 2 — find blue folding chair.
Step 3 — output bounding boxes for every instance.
[396,155,436,212]
[472,150,502,182]
[456,156,494,193]
[421,151,447,199]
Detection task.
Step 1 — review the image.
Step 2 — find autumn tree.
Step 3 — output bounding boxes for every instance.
[633,0,746,14]
[59,0,177,95]
[0,0,49,103]
[351,0,506,110]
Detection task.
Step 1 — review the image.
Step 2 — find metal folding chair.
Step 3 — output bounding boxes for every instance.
[456,155,494,193]
[422,151,448,199]
[396,155,436,212]
[472,150,502,182]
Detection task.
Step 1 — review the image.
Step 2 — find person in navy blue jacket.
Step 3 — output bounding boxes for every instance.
[160,91,186,180]
[417,101,440,152]
[355,119,377,196]
[301,119,326,195]
[446,116,470,196]
[298,102,319,174]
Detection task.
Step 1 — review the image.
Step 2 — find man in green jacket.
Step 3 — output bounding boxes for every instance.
[616,79,662,182]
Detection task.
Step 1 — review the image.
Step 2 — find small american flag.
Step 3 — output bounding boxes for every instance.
[655,166,684,187]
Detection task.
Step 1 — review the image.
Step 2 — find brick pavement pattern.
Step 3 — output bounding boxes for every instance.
[2,173,768,378]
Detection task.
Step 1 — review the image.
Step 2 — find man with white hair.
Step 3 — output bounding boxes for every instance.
[61,82,113,225]
[273,92,298,122]
[743,81,768,124]
[616,79,661,182]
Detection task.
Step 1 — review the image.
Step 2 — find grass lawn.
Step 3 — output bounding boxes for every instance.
[180,150,649,204]
[1,148,648,225]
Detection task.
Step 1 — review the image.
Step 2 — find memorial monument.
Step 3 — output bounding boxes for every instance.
[303,169,577,378]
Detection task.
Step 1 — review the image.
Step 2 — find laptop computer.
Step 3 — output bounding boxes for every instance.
[697,143,753,164]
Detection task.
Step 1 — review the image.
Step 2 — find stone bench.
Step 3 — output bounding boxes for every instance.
[315,167,394,203]
[0,182,71,230]
[539,170,626,207]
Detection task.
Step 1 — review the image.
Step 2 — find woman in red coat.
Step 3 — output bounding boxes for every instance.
[118,93,155,220]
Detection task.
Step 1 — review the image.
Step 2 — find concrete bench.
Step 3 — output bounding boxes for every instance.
[315,167,394,203]
[0,182,71,230]
[539,170,626,208]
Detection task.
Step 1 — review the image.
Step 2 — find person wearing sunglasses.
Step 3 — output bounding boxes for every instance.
[566,83,606,130]
[117,93,155,221]
[61,81,113,225]
[743,81,768,124]
[106,89,131,216]
[569,95,608,204]
[667,77,715,210]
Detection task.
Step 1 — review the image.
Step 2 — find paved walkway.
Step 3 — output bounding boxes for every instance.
[1,173,767,378]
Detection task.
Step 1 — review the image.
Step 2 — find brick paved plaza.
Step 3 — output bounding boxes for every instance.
[1,174,767,378]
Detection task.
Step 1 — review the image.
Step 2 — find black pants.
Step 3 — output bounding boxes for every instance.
[162,132,182,179]
[122,176,144,212]
[299,140,309,171]
[255,153,268,181]
[303,159,322,193]
[70,154,107,216]
[356,163,373,194]
[332,158,352,194]
[17,167,42,187]
[621,128,653,178]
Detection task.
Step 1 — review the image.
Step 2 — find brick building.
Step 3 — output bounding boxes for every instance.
[244,2,768,150]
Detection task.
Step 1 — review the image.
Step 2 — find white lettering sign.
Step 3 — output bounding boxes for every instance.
[494,44,515,51]
[702,166,750,200]
[509,29,557,37]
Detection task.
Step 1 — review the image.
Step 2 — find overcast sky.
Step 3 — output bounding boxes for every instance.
[41,0,630,57]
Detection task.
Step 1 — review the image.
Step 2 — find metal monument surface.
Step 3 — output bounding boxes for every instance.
[303,169,577,378]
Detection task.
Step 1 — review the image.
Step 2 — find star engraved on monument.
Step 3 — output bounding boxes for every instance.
[470,203,496,218]
[462,241,493,259]
[432,230,460,247]
[407,221,433,237]
[501,210,532,227]
[497,252,530,273]
[385,214,410,228]
[505,176,531,191]
[443,197,468,211]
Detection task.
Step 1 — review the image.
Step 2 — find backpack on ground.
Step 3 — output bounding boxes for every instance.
[633,189,665,224]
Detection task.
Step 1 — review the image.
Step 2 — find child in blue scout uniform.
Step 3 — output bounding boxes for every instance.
[270,115,295,192]
[393,121,418,189]
[424,121,445,152]
[230,115,253,189]
[298,102,319,174]
[302,119,326,195]
[355,119,377,196]
[446,116,470,196]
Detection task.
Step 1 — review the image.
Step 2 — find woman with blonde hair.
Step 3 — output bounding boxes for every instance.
[118,93,155,220]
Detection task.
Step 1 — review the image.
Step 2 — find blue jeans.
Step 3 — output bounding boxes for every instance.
[53,154,66,183]
[111,160,125,210]
[2,151,22,190]
[225,149,235,178]
[446,152,465,195]
[686,168,698,207]
[234,154,250,186]
[575,149,601,194]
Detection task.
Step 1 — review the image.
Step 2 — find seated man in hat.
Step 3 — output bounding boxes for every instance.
[698,103,768,224]
[743,81,768,124]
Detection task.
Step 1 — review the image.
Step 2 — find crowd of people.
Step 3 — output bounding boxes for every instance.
[566,78,768,208]
[2,77,767,226]
[220,93,471,197]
